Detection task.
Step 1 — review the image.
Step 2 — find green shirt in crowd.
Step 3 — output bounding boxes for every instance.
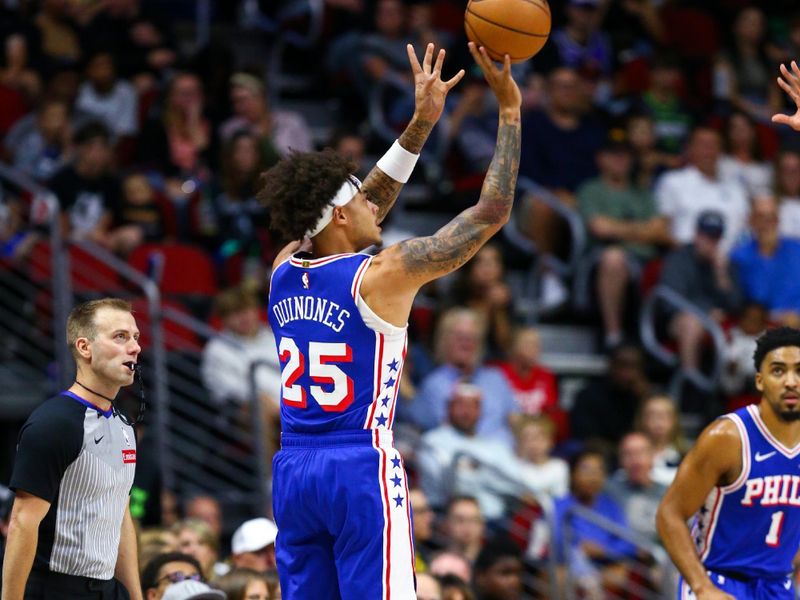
[577,178,659,261]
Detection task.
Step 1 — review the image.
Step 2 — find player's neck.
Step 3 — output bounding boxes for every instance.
[312,236,358,258]
[758,402,800,448]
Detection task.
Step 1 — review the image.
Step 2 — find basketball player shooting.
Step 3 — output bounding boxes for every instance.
[656,327,800,600]
[259,41,521,599]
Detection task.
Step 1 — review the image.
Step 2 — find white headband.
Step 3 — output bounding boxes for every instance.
[306,176,362,238]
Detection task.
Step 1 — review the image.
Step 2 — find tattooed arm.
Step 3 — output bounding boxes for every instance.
[363,43,464,222]
[361,45,522,326]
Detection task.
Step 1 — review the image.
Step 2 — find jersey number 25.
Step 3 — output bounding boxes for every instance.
[279,337,355,412]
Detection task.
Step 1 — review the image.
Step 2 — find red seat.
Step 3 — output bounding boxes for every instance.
[639,257,664,297]
[28,241,124,292]
[130,297,203,352]
[129,243,218,296]
[660,7,719,60]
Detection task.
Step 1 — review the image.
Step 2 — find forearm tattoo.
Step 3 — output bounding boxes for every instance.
[398,113,521,278]
[363,118,434,221]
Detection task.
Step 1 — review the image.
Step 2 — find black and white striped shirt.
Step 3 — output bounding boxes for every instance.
[10,392,136,579]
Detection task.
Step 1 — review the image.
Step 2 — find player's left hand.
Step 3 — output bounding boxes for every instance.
[407,42,465,124]
[772,61,800,131]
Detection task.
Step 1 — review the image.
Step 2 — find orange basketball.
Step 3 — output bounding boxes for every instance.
[464,0,551,63]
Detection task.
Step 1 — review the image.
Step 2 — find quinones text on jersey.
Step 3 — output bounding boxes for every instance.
[272,295,351,333]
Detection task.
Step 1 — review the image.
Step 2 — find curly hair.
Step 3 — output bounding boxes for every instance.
[753,326,800,371]
[257,148,356,242]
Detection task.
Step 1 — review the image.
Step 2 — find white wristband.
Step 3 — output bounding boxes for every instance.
[376,140,419,183]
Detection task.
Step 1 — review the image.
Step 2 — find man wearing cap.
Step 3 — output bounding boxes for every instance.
[230,518,277,572]
[659,210,743,375]
[577,129,671,349]
[161,580,225,600]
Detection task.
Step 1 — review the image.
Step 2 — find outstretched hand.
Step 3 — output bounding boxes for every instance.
[407,43,465,124]
[772,61,800,131]
[467,42,521,111]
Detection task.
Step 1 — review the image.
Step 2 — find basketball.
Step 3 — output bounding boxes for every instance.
[464,0,551,63]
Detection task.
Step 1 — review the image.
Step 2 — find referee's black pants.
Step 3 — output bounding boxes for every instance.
[24,570,130,599]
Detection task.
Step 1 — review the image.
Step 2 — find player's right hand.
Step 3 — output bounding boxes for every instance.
[467,41,521,111]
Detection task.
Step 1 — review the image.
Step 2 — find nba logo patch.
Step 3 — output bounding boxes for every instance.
[302,272,310,289]
[122,449,136,464]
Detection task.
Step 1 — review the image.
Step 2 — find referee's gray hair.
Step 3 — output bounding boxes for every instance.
[66,298,133,359]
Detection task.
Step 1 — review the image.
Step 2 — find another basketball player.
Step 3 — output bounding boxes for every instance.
[656,327,800,599]
[260,41,520,599]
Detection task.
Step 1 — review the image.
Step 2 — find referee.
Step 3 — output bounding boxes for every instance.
[2,298,144,600]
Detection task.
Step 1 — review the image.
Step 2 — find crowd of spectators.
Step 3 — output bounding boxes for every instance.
[3,0,800,597]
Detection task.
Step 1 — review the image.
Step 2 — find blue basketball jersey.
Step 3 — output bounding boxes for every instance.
[268,252,407,434]
[693,405,800,579]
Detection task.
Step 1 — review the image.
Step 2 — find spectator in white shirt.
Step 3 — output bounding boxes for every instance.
[76,51,138,138]
[634,394,687,487]
[656,126,749,252]
[513,415,568,500]
[718,111,773,197]
[201,286,281,456]
[416,382,523,519]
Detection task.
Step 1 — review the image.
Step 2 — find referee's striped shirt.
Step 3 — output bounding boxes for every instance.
[10,392,136,579]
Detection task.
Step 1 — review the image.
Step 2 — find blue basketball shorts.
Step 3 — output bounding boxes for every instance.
[272,429,416,600]
[678,570,794,600]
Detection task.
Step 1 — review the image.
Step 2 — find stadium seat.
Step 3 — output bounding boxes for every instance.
[130,297,203,353]
[129,243,218,296]
[28,241,124,293]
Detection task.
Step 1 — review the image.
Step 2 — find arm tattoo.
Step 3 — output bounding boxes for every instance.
[363,118,434,221]
[398,113,521,279]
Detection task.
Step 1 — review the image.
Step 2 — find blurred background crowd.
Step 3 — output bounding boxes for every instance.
[1,0,800,598]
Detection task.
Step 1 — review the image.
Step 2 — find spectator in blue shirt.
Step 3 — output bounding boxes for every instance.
[552,449,637,597]
[731,195,800,327]
[399,307,518,445]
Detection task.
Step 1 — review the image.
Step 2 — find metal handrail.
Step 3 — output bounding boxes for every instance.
[0,161,71,387]
[560,502,672,600]
[639,284,726,392]
[447,450,559,599]
[500,177,587,322]
[264,0,326,106]
[512,177,587,278]
[249,360,274,516]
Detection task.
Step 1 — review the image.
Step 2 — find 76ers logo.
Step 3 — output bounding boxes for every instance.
[302,272,310,289]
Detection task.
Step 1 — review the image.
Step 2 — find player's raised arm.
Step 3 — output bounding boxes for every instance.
[365,43,520,305]
[656,419,741,600]
[362,43,465,222]
[772,61,800,131]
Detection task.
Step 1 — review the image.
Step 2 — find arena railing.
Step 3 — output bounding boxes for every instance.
[502,177,587,323]
[639,284,726,394]
[0,162,67,420]
[437,449,678,599]
[560,502,675,600]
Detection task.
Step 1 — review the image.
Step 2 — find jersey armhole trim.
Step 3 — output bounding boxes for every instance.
[268,257,292,300]
[720,413,750,494]
[354,256,408,336]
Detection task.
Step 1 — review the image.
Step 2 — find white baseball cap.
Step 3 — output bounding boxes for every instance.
[231,517,278,554]
[161,580,226,600]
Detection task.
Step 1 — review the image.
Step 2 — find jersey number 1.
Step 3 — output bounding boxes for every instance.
[279,338,355,412]
[765,510,784,547]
